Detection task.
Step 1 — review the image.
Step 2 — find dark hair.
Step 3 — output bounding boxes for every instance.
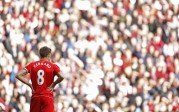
[39,46,51,58]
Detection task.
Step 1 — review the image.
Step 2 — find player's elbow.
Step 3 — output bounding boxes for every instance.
[61,76,64,81]
[59,76,64,81]
[16,74,19,79]
[16,73,22,79]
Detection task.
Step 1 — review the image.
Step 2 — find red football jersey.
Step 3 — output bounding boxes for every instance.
[25,60,60,95]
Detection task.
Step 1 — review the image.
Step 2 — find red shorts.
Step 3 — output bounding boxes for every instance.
[30,94,54,112]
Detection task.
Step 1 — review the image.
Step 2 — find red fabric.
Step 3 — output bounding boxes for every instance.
[131,31,138,38]
[166,56,175,73]
[148,102,155,111]
[123,0,129,11]
[0,97,9,112]
[156,68,168,81]
[113,8,120,16]
[30,95,54,112]
[149,40,164,51]
[173,104,179,111]
[137,7,143,15]
[54,0,63,9]
[87,35,95,41]
[25,60,60,96]
[23,11,28,18]
[121,55,132,69]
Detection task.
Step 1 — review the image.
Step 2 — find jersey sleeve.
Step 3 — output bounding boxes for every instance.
[24,63,32,73]
[53,64,61,75]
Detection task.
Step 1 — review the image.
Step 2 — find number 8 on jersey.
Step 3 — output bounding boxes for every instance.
[37,69,44,85]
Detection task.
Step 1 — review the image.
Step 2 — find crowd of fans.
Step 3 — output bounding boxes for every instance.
[0,0,179,111]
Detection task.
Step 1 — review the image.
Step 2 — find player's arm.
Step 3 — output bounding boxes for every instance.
[48,72,64,91]
[16,69,34,92]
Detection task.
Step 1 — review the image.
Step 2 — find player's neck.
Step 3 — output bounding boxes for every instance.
[40,58,49,61]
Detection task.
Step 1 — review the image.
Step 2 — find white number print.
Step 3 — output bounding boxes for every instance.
[37,69,44,85]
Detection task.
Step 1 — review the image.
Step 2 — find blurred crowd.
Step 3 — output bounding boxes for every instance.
[0,0,179,112]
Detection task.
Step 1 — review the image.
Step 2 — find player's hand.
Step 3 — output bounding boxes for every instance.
[47,86,54,92]
[30,84,35,93]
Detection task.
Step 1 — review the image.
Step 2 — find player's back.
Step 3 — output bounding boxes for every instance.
[25,60,59,96]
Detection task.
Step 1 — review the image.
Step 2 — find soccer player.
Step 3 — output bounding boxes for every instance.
[16,46,64,112]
